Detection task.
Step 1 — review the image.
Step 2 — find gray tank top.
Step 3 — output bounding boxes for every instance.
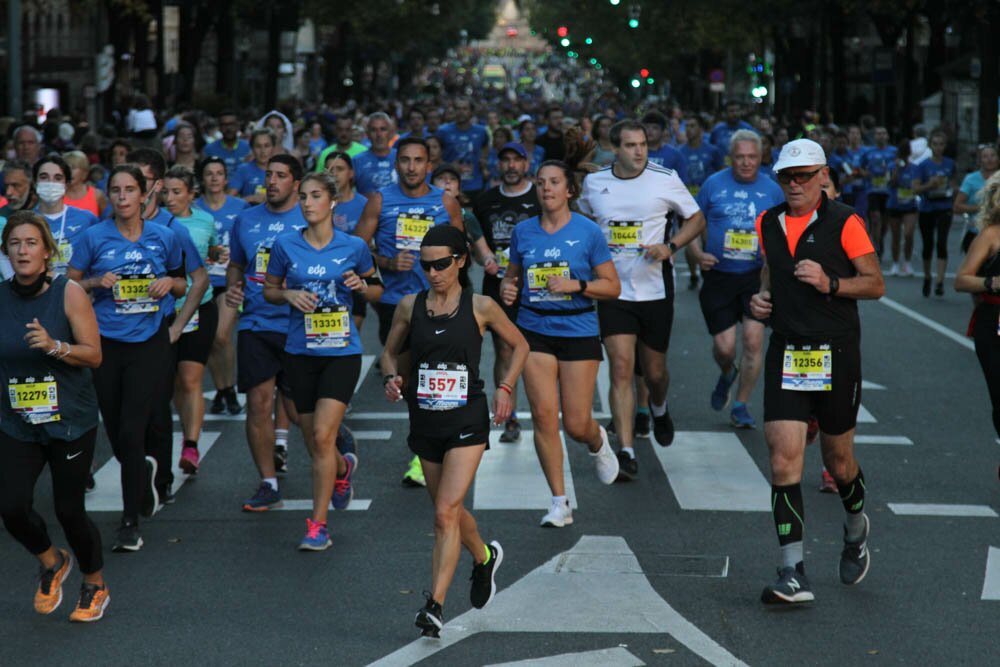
[0,276,99,442]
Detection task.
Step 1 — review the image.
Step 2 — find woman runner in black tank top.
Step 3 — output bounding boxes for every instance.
[381,224,528,637]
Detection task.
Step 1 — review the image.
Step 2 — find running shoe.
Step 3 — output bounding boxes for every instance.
[224,389,243,415]
[415,593,444,638]
[332,452,357,511]
[819,468,838,493]
[336,424,356,457]
[730,403,756,429]
[34,549,72,614]
[633,411,651,438]
[540,498,573,528]
[710,368,738,411]
[616,451,638,482]
[499,417,522,443]
[935,282,944,297]
[806,416,820,445]
[902,261,914,276]
[469,540,504,609]
[139,456,159,518]
[402,455,426,487]
[888,263,899,276]
[839,514,871,585]
[591,426,619,485]
[69,583,110,623]
[160,484,176,505]
[242,482,283,512]
[111,519,142,553]
[298,518,331,551]
[210,392,226,414]
[688,273,700,290]
[652,409,675,447]
[179,446,200,475]
[85,472,96,494]
[761,564,814,604]
[274,446,289,474]
[922,277,931,297]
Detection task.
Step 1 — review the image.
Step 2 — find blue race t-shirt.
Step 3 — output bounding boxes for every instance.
[861,146,897,194]
[195,195,250,287]
[680,142,724,193]
[959,170,988,207]
[229,203,308,333]
[229,162,267,198]
[709,121,755,153]
[648,144,689,183]
[333,194,367,234]
[373,184,453,305]
[204,139,251,174]
[266,229,373,356]
[696,168,785,274]
[38,206,99,275]
[527,144,545,176]
[436,122,490,191]
[508,213,612,337]
[888,161,919,211]
[69,220,183,343]
[916,157,956,212]
[353,150,398,195]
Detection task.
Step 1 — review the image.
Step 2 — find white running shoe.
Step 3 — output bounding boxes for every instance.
[590,426,620,485]
[902,261,914,277]
[888,263,899,276]
[540,498,573,527]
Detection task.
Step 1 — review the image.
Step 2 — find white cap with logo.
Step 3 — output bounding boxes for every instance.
[773,139,827,173]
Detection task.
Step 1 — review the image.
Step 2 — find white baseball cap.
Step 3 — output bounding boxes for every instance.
[773,138,827,173]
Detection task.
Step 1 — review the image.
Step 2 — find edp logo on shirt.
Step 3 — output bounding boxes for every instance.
[307,264,327,277]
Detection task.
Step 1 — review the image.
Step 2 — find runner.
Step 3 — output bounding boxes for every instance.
[230,128,276,204]
[203,110,251,174]
[31,155,99,276]
[226,155,306,510]
[912,130,956,297]
[690,130,784,429]
[315,115,368,170]
[381,224,528,636]
[62,151,108,218]
[324,151,369,331]
[750,139,884,603]
[264,172,383,549]
[162,165,221,475]
[435,98,490,200]
[194,156,249,415]
[501,160,622,526]
[472,142,541,443]
[860,127,896,257]
[955,172,1000,480]
[885,140,919,277]
[578,120,704,480]
[353,113,398,196]
[354,137,464,488]
[0,211,109,621]
[954,144,999,253]
[67,165,186,551]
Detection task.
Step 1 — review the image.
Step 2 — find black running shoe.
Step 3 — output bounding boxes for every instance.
[839,514,871,585]
[499,418,521,443]
[652,410,675,447]
[634,412,651,438]
[274,446,288,475]
[139,456,159,518]
[224,389,243,415]
[111,519,143,553]
[469,541,504,609]
[922,277,931,297]
[935,282,944,297]
[85,472,96,494]
[761,564,814,604]
[615,451,638,481]
[210,392,226,414]
[415,593,444,638]
[160,485,176,506]
[689,273,700,290]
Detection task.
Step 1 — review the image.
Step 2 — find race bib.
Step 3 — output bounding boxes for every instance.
[254,247,271,276]
[304,305,350,349]
[871,175,889,190]
[896,187,914,203]
[927,187,953,201]
[723,229,759,261]
[781,344,832,392]
[395,214,434,251]
[417,363,469,410]
[495,246,510,279]
[113,273,158,314]
[608,221,642,256]
[526,261,571,302]
[55,239,73,270]
[181,309,199,334]
[8,375,60,424]
[688,185,701,197]
[254,184,267,197]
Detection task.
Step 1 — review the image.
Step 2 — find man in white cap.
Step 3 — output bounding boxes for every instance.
[749,138,884,604]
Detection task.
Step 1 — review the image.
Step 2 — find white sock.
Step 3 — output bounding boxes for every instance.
[552,495,568,506]
[651,400,667,417]
[621,447,636,460]
[275,429,288,448]
[263,477,278,491]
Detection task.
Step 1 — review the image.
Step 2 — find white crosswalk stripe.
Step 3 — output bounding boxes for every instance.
[474,430,577,510]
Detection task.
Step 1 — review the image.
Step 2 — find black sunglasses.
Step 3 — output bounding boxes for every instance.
[777,167,824,185]
[419,254,461,272]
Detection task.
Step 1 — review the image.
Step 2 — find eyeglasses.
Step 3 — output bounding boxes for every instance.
[777,167,824,185]
[419,254,461,272]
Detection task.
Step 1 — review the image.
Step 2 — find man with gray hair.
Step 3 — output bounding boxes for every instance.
[13,125,43,165]
[353,112,397,196]
[688,129,785,428]
[1,159,35,217]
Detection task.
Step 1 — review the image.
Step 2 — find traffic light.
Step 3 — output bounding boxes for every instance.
[628,18,639,28]
[585,37,593,45]
[752,85,768,98]
[630,78,641,88]
[610,0,621,5]
[646,77,655,85]
[560,37,570,47]
[639,68,650,78]
[557,26,568,38]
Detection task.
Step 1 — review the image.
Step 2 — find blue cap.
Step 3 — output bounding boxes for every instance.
[498,142,528,159]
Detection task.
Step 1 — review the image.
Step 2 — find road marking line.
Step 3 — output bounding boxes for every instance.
[355,354,375,394]
[652,431,770,512]
[888,503,998,517]
[85,432,220,512]
[474,430,577,510]
[370,535,748,667]
[983,547,1000,600]
[879,296,975,352]
[348,411,612,421]
[346,430,392,440]
[274,499,371,512]
[854,435,913,446]
[861,380,886,390]
[486,647,646,667]
[857,404,876,423]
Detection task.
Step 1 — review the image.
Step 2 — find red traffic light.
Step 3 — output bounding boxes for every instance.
[639,68,650,78]
[557,26,569,37]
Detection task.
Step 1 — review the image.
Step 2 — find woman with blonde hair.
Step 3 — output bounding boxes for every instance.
[62,151,108,217]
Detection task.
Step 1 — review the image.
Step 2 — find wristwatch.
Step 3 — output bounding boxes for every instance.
[667,241,679,254]
[828,275,840,296]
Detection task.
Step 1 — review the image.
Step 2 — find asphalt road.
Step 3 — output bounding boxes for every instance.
[3,224,999,666]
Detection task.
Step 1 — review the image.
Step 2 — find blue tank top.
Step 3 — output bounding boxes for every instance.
[0,276,99,442]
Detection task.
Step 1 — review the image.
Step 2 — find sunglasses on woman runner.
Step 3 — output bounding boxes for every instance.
[419,254,461,272]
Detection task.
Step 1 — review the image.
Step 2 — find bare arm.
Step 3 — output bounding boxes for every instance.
[169,267,209,342]
[353,192,382,244]
[443,193,465,232]
[793,254,885,300]
[956,227,1000,293]
[380,295,416,402]
[61,281,102,368]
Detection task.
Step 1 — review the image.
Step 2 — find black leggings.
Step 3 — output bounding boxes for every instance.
[919,210,952,261]
[973,306,1000,438]
[93,323,171,521]
[147,319,179,495]
[0,428,103,574]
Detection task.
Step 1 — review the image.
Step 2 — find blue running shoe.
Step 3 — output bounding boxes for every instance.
[298,518,331,551]
[710,368,738,411]
[336,424,356,457]
[242,482,282,512]
[332,453,357,511]
[730,402,756,429]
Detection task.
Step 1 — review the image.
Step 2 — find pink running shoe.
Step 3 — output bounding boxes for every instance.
[179,446,200,474]
[819,468,838,493]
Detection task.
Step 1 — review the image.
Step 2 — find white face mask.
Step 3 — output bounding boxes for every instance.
[36,181,66,204]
